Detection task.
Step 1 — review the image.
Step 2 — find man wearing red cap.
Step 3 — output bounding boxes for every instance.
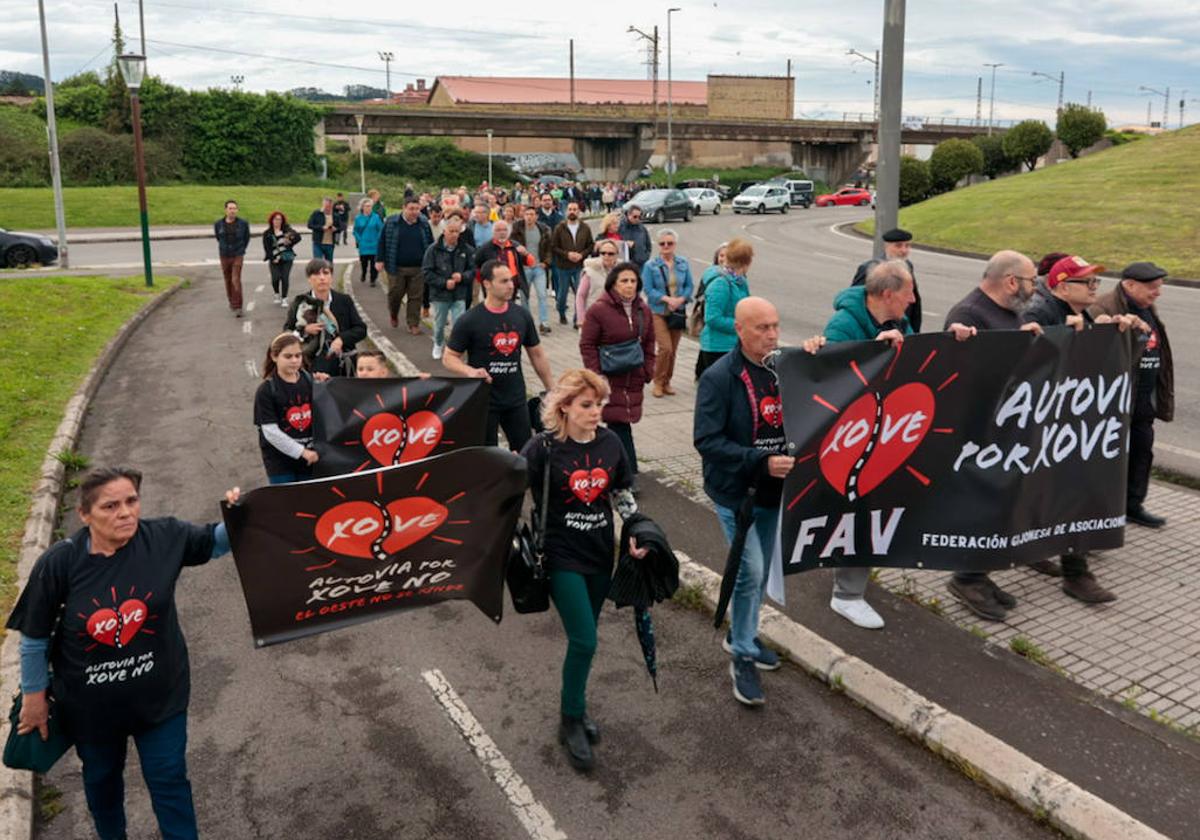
[1021,255,1146,603]
[1090,261,1174,529]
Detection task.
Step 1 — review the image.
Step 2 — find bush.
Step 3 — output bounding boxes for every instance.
[898,156,931,206]
[929,138,984,193]
[1002,120,1055,172]
[972,134,1018,179]
[0,105,49,186]
[359,139,517,186]
[59,126,183,185]
[1056,104,1107,158]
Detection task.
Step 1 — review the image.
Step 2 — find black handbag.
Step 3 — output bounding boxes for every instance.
[3,691,73,773]
[658,263,688,331]
[599,308,644,375]
[507,436,552,613]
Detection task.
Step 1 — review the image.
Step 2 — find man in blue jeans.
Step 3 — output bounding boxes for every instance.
[694,296,793,706]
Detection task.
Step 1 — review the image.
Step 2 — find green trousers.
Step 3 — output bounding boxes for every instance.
[549,569,611,717]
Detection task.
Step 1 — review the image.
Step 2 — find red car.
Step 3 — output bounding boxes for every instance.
[815,187,873,207]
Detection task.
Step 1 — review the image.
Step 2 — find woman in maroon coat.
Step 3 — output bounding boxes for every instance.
[579,261,656,491]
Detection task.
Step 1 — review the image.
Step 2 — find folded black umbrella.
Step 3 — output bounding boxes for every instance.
[713,489,757,629]
[634,607,659,692]
[610,514,678,609]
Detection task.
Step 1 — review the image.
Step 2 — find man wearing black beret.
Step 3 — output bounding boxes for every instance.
[1090,261,1174,528]
[852,228,922,331]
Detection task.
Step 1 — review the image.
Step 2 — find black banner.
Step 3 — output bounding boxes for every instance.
[222,447,526,646]
[772,328,1132,577]
[310,377,489,477]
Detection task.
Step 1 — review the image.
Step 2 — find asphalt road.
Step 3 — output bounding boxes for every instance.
[51,207,1200,480]
[33,262,1053,839]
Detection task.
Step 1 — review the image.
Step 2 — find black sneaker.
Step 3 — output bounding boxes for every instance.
[559,314,568,325]
[985,576,1017,609]
[539,323,552,335]
[1127,505,1166,528]
[947,579,1007,622]
[581,713,600,744]
[1028,558,1063,577]
[558,715,594,770]
[721,633,782,670]
[1062,573,1117,604]
[730,657,765,706]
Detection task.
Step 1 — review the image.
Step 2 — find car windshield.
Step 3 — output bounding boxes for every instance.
[632,190,668,202]
[684,189,703,197]
[741,187,768,197]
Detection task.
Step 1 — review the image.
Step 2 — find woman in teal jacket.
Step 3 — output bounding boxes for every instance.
[353,197,385,286]
[697,237,753,379]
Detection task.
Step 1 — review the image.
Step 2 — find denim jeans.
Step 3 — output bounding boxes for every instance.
[714,503,778,658]
[313,242,334,262]
[432,299,465,349]
[75,712,197,840]
[523,265,550,325]
[552,266,581,321]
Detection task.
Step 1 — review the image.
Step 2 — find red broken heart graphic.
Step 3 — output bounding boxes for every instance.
[569,468,609,504]
[362,411,445,466]
[86,599,148,648]
[818,382,934,499]
[760,396,783,428]
[492,331,520,356]
[314,497,449,559]
[286,403,312,433]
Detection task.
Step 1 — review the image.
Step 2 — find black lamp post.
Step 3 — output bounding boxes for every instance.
[116,53,153,287]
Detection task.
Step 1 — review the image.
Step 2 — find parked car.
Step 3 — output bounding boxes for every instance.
[0,228,57,268]
[734,180,762,197]
[769,178,814,208]
[625,189,693,223]
[683,187,722,215]
[731,185,790,214]
[814,187,873,207]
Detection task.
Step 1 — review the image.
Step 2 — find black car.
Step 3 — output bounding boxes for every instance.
[625,189,694,223]
[1,228,58,268]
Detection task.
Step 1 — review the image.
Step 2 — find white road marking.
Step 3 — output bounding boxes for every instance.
[751,234,766,241]
[1156,441,1200,461]
[923,310,941,320]
[421,669,566,840]
[812,250,846,261]
[243,359,258,378]
[245,300,256,312]
[255,284,265,293]
[242,321,253,335]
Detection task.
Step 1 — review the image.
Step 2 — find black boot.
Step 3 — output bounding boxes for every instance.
[559,714,594,771]
[582,713,600,744]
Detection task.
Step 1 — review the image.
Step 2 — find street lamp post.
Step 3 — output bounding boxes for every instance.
[378,51,394,99]
[874,0,906,259]
[1139,85,1170,128]
[230,74,244,91]
[666,7,680,188]
[117,54,153,288]
[486,129,494,188]
[1031,69,1064,114]
[354,113,366,194]
[984,62,1003,135]
[37,0,68,268]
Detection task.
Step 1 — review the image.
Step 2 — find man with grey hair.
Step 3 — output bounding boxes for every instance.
[804,260,974,628]
[941,250,1044,620]
[852,227,922,330]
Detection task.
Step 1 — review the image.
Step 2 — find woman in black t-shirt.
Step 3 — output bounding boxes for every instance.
[253,333,321,483]
[519,368,644,772]
[8,466,239,840]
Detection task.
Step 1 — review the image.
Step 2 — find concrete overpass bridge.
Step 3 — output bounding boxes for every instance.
[319,107,1007,184]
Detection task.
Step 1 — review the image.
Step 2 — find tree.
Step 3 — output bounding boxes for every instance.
[928,138,984,193]
[971,134,1017,179]
[898,155,931,206]
[1002,120,1054,171]
[1056,104,1107,158]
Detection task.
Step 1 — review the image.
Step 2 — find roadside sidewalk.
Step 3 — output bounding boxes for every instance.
[347,265,1200,840]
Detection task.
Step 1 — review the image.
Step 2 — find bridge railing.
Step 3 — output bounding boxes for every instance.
[836,113,1020,130]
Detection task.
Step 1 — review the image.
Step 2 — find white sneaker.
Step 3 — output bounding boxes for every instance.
[830,597,884,629]
[272,293,281,304]
[281,298,289,308]
[432,344,444,360]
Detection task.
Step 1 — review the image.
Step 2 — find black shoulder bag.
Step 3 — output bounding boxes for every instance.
[660,264,688,331]
[507,435,553,613]
[599,306,645,375]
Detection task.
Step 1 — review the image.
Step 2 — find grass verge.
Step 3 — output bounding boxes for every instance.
[857,125,1200,278]
[0,275,178,619]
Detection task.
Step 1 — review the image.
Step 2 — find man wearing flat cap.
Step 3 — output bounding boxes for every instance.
[1090,261,1173,529]
[852,228,922,331]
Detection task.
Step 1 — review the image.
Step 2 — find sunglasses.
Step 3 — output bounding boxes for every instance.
[1065,278,1100,290]
[658,241,675,247]
[599,250,618,256]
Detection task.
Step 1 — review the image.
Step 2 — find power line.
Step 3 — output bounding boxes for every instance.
[145,38,389,75]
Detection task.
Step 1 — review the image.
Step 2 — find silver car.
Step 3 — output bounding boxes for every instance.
[731,185,790,214]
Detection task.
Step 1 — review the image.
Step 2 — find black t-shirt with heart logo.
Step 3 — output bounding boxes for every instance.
[254,372,315,476]
[520,429,631,575]
[745,360,786,506]
[6,520,216,742]
[447,302,540,410]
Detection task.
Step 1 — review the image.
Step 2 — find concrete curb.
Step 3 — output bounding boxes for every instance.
[330,262,1172,840]
[673,557,1170,840]
[835,221,1200,289]
[0,280,184,840]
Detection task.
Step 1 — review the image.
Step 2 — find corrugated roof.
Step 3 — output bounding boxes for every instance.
[434,76,708,106]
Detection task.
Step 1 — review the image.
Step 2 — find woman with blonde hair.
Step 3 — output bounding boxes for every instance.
[697,237,753,379]
[520,369,643,772]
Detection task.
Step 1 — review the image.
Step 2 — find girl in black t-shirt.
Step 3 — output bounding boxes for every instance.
[519,368,644,772]
[253,333,320,483]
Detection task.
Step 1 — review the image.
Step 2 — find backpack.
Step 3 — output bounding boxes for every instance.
[688,273,730,338]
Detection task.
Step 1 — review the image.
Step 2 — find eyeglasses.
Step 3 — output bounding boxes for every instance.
[599,250,618,256]
[658,241,675,247]
[1011,273,1037,285]
[1065,278,1100,290]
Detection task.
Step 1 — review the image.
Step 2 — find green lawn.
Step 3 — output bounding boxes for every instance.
[860,125,1200,278]
[0,275,177,619]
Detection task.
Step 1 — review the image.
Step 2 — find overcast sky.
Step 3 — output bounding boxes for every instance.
[5,0,1199,127]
